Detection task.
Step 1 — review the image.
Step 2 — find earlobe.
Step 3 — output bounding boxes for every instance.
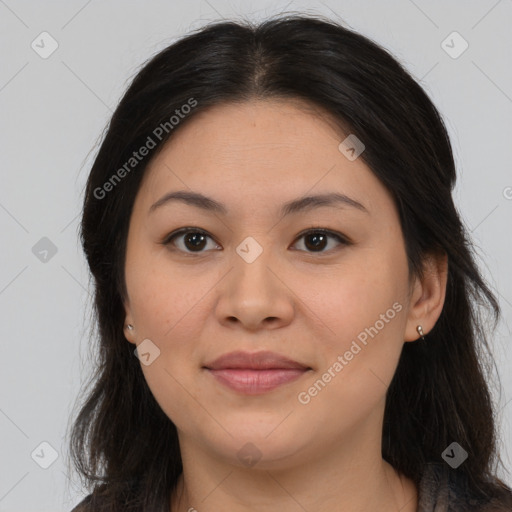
[123,296,137,344]
[124,322,137,344]
[404,251,448,342]
[123,301,137,344]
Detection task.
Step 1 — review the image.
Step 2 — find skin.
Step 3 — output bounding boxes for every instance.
[122,99,448,512]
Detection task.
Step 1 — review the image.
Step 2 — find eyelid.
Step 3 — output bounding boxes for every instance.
[161,226,351,254]
[162,227,216,247]
[294,226,352,245]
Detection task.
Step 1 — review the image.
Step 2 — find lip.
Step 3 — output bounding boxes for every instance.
[206,368,308,395]
[204,350,309,370]
[203,351,310,395]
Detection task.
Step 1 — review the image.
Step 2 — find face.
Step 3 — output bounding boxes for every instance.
[123,99,420,470]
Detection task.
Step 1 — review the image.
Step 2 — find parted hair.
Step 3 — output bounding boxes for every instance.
[69,13,512,511]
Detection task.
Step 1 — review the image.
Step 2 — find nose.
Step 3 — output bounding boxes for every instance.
[214,247,295,332]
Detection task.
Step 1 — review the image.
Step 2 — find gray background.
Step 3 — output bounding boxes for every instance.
[0,0,511,510]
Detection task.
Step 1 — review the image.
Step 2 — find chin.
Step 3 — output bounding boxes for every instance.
[201,423,314,471]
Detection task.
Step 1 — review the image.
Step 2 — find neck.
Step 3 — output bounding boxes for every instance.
[170,418,417,512]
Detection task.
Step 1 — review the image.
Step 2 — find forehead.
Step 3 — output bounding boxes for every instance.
[161,98,345,161]
[136,99,393,219]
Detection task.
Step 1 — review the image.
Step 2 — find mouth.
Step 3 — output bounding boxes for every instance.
[203,350,311,395]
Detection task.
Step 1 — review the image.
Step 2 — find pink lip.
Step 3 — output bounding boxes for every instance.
[206,368,308,394]
[204,350,308,370]
[203,350,310,395]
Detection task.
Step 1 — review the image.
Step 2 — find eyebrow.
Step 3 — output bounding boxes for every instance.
[149,190,369,216]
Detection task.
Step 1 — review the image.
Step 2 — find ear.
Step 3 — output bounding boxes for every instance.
[404,251,448,342]
[123,297,137,345]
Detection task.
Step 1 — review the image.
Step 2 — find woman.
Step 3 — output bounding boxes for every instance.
[69,13,512,511]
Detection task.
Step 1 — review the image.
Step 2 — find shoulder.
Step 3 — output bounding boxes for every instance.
[69,480,145,512]
[418,463,512,511]
[70,494,93,512]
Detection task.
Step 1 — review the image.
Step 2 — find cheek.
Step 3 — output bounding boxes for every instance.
[130,269,216,432]
[292,251,407,348]
[292,255,408,414]
[127,253,214,341]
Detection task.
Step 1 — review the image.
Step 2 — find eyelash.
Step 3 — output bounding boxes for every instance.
[161,227,351,256]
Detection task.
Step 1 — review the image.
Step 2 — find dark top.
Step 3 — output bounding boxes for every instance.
[71,463,512,511]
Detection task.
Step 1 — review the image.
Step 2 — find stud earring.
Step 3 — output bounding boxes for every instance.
[416,325,426,341]
[126,324,134,331]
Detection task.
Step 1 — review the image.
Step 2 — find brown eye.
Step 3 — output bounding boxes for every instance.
[163,229,219,253]
[292,229,349,253]
[163,227,350,255]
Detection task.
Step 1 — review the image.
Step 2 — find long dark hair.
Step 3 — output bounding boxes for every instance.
[68,13,511,510]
